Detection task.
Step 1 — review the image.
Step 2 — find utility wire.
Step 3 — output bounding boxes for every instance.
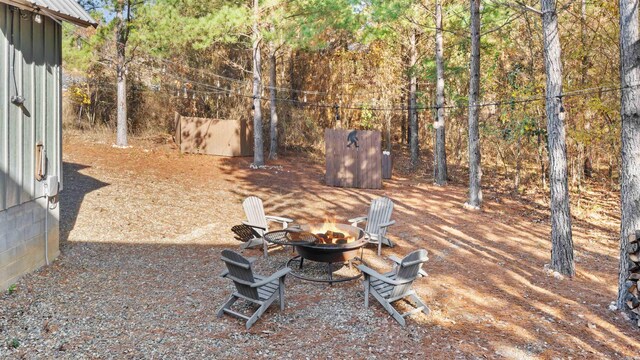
[76,52,633,113]
[83,74,634,113]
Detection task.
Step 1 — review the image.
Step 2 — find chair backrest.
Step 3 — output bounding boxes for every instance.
[389,249,428,298]
[221,250,259,300]
[365,196,394,236]
[243,196,268,235]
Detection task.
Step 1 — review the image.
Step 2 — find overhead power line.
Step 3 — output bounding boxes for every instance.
[73,56,632,113]
[107,71,633,113]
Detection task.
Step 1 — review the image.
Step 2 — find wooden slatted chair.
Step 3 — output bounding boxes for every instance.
[231,224,261,243]
[241,196,294,257]
[357,249,430,327]
[217,250,291,329]
[348,196,395,256]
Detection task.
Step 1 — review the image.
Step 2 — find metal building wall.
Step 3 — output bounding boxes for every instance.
[0,3,62,211]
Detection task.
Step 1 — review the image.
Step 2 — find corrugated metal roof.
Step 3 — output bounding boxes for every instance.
[1,0,97,27]
[30,0,97,27]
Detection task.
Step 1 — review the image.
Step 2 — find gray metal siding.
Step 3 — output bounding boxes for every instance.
[0,4,61,211]
[0,4,7,210]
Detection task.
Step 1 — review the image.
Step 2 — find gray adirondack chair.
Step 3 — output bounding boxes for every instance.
[349,196,395,256]
[357,249,430,327]
[217,250,291,329]
[241,196,294,257]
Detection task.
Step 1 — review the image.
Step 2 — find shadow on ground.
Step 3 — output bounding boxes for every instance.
[60,162,110,242]
[1,137,637,359]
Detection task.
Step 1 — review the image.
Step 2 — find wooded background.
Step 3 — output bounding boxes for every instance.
[62,0,621,192]
[59,0,640,323]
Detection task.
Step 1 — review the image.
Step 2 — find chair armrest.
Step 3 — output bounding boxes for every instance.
[242,221,267,231]
[357,264,403,286]
[379,220,396,228]
[387,255,402,265]
[265,215,294,225]
[348,216,368,226]
[251,267,292,288]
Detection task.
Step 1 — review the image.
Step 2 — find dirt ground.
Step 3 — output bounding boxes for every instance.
[1,131,639,359]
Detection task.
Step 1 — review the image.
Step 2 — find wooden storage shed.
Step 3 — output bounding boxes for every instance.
[175,113,253,157]
[325,128,382,189]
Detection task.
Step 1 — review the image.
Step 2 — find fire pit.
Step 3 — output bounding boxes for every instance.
[264,223,367,283]
[294,223,366,263]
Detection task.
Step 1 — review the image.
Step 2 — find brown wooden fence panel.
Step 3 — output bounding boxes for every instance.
[325,129,382,189]
[382,152,393,179]
[175,114,253,156]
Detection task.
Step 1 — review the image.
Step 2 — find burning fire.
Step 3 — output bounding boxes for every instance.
[307,219,355,244]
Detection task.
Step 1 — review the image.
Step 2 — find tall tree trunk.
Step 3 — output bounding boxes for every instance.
[542,0,574,276]
[465,0,482,209]
[115,4,127,147]
[525,16,546,189]
[289,50,297,103]
[575,0,588,189]
[515,133,522,193]
[269,50,278,160]
[580,0,588,85]
[409,27,419,167]
[617,0,640,311]
[580,0,592,180]
[406,85,411,144]
[401,94,406,144]
[577,143,584,190]
[252,0,264,166]
[434,0,447,185]
[536,106,547,189]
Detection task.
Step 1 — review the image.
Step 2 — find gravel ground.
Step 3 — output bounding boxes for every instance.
[1,133,639,359]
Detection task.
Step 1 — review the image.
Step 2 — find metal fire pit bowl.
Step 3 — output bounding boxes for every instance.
[293,223,366,263]
[264,224,367,284]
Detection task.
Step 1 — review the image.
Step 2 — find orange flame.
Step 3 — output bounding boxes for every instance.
[308,219,356,244]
